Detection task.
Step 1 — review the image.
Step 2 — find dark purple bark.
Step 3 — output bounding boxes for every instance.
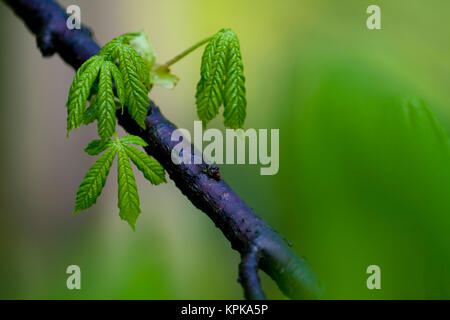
[3,0,323,299]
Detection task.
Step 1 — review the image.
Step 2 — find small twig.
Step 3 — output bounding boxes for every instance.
[239,246,266,300]
[164,36,213,67]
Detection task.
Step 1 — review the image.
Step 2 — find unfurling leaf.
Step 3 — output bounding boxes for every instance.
[222,30,246,129]
[68,33,151,137]
[126,32,180,90]
[98,37,125,61]
[196,29,247,129]
[196,32,226,127]
[125,31,156,70]
[66,55,103,135]
[118,45,150,128]
[150,65,179,89]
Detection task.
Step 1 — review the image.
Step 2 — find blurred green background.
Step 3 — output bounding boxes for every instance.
[0,0,449,299]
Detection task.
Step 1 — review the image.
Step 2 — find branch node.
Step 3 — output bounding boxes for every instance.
[37,28,56,56]
[238,245,266,300]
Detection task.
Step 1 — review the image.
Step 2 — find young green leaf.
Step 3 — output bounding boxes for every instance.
[125,144,166,185]
[195,31,227,127]
[99,37,125,61]
[118,45,150,128]
[67,55,103,135]
[97,63,117,140]
[73,147,116,215]
[222,30,247,129]
[68,56,97,102]
[126,44,151,90]
[120,134,148,146]
[150,65,179,89]
[117,145,141,230]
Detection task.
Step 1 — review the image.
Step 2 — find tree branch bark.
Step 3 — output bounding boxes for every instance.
[3,0,323,299]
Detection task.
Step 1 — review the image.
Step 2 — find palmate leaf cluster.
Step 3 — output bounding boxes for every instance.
[66,32,168,229]
[196,29,247,129]
[73,135,166,230]
[67,29,249,229]
[66,33,151,137]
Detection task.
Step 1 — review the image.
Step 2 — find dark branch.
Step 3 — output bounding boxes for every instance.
[3,0,323,299]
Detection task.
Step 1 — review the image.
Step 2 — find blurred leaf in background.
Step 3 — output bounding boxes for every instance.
[277,49,450,299]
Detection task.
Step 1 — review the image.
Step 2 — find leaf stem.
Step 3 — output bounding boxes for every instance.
[164,36,213,67]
